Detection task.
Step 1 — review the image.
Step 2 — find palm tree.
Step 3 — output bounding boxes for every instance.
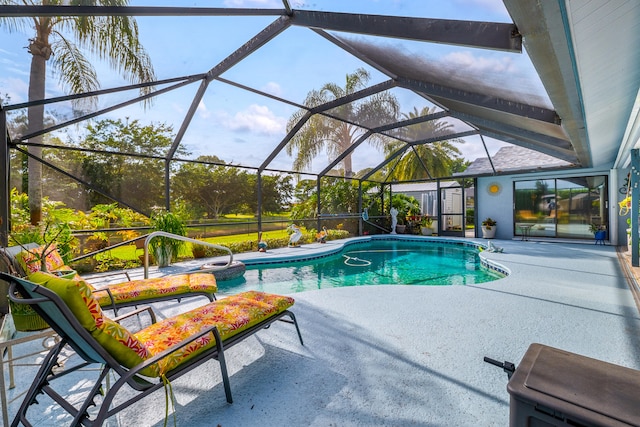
[385,106,464,180]
[286,68,399,178]
[0,0,155,224]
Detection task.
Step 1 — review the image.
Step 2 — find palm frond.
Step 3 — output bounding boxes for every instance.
[344,67,370,93]
[0,7,28,33]
[320,82,344,99]
[50,37,99,109]
[89,16,156,87]
[286,68,398,177]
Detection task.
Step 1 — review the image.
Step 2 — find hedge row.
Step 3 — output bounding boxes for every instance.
[194,229,350,258]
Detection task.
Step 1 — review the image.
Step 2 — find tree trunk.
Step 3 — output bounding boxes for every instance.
[341,125,353,178]
[21,153,28,193]
[343,154,353,178]
[27,48,47,225]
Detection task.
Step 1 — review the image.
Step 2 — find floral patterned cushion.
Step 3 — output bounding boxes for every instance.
[92,273,217,307]
[91,317,156,377]
[28,271,105,332]
[28,272,156,375]
[22,275,294,379]
[135,292,295,375]
[16,245,67,274]
[238,291,295,313]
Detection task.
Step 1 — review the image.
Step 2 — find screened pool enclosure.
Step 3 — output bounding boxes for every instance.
[0,2,591,246]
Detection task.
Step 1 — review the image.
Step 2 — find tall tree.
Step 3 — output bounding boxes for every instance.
[385,106,464,180]
[172,156,249,219]
[0,0,155,224]
[2,93,29,192]
[79,118,185,213]
[246,173,293,215]
[3,94,74,196]
[286,68,399,178]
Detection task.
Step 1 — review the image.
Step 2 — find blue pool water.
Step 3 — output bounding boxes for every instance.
[217,240,503,296]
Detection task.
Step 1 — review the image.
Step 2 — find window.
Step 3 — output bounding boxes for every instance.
[514,176,607,239]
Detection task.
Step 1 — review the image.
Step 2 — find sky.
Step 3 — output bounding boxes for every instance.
[0,0,548,176]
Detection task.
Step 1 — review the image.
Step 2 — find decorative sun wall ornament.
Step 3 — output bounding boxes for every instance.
[487,182,502,196]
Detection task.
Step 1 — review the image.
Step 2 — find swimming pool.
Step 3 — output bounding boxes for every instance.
[216,239,504,296]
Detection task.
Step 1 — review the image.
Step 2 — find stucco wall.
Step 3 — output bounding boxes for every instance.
[477,176,514,239]
[477,168,624,245]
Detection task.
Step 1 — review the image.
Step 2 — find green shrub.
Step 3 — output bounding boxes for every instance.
[149,210,186,264]
[94,257,140,272]
[327,229,349,240]
[195,228,350,259]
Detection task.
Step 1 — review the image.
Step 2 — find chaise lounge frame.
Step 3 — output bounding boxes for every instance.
[2,233,236,316]
[1,272,304,427]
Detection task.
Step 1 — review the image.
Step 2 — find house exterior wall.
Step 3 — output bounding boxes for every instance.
[477,167,625,244]
[477,176,513,240]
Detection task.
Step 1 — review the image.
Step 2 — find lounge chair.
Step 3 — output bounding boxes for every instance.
[4,244,219,316]
[1,272,303,426]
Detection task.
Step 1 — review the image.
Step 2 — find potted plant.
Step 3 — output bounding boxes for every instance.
[191,242,208,258]
[421,216,434,236]
[7,220,74,331]
[391,194,419,235]
[589,223,606,244]
[10,220,73,273]
[149,210,186,267]
[481,217,497,239]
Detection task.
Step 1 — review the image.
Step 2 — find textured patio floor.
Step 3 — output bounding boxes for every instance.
[4,238,640,426]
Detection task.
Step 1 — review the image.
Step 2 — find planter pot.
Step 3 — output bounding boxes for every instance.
[594,230,606,245]
[9,299,49,332]
[155,246,173,268]
[53,270,77,280]
[0,312,15,342]
[421,227,433,236]
[139,253,155,265]
[395,225,406,234]
[71,258,97,274]
[482,226,497,239]
[192,244,208,258]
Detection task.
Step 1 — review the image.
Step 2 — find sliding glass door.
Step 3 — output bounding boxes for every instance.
[514,176,608,239]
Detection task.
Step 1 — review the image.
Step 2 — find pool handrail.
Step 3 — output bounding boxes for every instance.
[143,231,233,279]
[361,209,391,234]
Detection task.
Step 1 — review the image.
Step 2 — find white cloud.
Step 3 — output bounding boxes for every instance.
[441,51,516,74]
[439,50,549,106]
[453,0,510,17]
[261,81,283,97]
[223,0,282,7]
[216,104,286,135]
[197,100,211,119]
[0,77,28,104]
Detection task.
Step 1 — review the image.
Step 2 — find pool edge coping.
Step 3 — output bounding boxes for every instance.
[229,235,511,277]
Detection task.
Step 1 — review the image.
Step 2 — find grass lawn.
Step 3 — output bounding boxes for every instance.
[201,229,289,245]
[99,229,291,262]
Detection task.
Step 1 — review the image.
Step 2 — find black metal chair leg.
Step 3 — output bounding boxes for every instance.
[71,365,111,427]
[213,328,233,404]
[284,310,304,346]
[12,340,66,427]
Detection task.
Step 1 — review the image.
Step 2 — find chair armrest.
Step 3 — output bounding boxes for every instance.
[91,270,132,281]
[91,288,118,312]
[112,305,157,325]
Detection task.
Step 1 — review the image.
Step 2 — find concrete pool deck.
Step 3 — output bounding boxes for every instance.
[4,238,640,426]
